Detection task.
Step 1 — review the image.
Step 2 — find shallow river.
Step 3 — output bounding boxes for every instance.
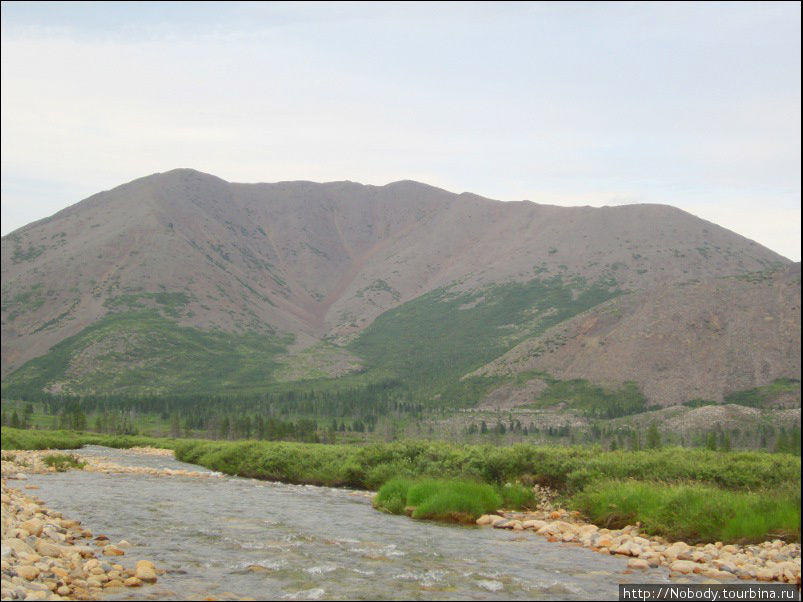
[24,446,700,600]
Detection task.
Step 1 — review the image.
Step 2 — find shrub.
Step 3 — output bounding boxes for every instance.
[42,453,86,472]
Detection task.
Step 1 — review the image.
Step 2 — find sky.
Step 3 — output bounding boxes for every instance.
[1,1,800,260]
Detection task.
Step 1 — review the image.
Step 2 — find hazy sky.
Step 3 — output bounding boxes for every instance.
[2,1,800,260]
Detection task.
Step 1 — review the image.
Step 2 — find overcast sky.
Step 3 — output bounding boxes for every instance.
[1,1,800,260]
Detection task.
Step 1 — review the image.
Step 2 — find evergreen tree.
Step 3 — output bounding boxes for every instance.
[646,422,661,449]
[775,430,789,454]
[170,413,181,438]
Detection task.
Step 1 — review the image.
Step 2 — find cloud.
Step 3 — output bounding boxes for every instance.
[1,3,799,261]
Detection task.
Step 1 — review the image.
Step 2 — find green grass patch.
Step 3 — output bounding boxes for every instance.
[497,482,537,509]
[42,453,86,472]
[372,478,414,515]
[374,477,502,522]
[572,480,801,544]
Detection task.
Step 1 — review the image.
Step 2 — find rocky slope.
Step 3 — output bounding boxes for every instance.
[469,264,801,406]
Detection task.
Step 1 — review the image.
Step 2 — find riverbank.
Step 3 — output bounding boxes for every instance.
[1,451,166,601]
[2,443,801,593]
[476,510,801,585]
[2,429,800,553]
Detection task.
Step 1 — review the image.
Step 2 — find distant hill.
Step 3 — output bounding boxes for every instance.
[1,168,797,407]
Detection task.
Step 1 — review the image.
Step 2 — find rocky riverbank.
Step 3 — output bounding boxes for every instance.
[0,448,221,481]
[478,510,801,585]
[0,450,172,600]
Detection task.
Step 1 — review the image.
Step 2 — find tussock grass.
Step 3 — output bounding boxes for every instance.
[372,478,414,515]
[374,478,502,523]
[497,482,537,510]
[573,480,801,544]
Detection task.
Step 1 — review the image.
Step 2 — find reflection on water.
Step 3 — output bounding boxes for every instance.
[24,446,696,600]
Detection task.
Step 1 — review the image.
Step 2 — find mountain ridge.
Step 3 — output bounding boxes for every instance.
[1,169,796,407]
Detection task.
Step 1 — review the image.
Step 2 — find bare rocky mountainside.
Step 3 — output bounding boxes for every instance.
[1,168,799,410]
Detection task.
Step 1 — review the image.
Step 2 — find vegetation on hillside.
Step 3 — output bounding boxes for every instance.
[1,310,291,398]
[350,276,621,406]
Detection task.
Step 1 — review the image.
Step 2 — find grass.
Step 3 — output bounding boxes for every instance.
[374,478,503,523]
[42,453,86,472]
[573,480,801,544]
[2,427,799,542]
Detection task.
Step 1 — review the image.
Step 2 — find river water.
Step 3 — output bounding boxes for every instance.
[24,446,702,600]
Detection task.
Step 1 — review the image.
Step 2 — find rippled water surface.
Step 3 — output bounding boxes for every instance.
[24,446,696,600]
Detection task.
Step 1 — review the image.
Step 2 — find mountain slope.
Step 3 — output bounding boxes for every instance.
[1,168,794,402]
[469,264,801,407]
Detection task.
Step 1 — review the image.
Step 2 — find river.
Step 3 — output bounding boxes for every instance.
[23,446,702,600]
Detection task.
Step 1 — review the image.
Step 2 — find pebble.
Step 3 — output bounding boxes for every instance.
[476,507,801,585]
[2,451,164,600]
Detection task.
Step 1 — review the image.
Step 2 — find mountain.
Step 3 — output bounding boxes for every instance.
[1,168,798,408]
[469,264,801,407]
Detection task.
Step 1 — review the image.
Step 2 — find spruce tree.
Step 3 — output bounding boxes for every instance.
[646,422,661,449]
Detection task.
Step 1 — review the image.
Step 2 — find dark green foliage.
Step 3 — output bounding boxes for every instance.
[529,378,648,418]
[724,378,800,408]
[682,399,717,408]
[11,244,45,263]
[0,428,181,451]
[646,422,661,449]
